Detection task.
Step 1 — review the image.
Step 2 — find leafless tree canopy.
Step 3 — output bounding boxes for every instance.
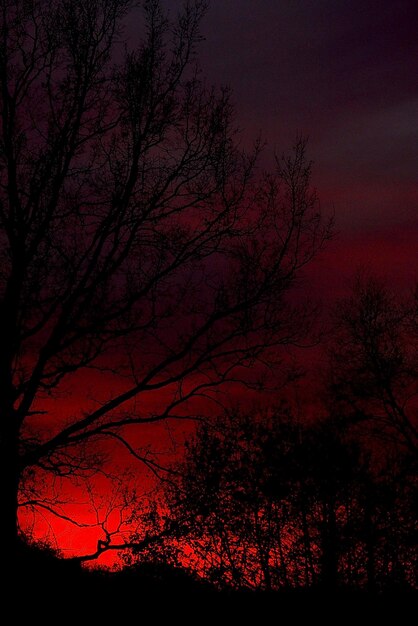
[0,0,330,557]
[329,274,418,455]
[163,407,417,591]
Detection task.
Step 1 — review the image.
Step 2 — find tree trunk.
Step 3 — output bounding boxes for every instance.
[0,255,24,566]
[364,490,376,592]
[321,500,338,590]
[0,416,21,567]
[301,505,316,587]
[276,517,289,588]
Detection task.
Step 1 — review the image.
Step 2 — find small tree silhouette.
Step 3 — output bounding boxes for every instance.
[329,273,418,455]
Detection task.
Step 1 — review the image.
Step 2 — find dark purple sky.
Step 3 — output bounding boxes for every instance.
[162,0,418,291]
[199,0,418,228]
[129,0,418,299]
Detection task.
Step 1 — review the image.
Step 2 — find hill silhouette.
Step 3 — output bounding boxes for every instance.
[17,541,417,600]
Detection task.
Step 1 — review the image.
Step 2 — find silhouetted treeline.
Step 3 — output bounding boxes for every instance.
[96,275,415,593]
[165,406,417,592]
[16,264,418,596]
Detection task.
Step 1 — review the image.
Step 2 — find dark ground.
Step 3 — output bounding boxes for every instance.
[16,542,417,600]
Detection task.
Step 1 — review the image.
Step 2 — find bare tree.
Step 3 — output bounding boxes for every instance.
[0,0,329,563]
[329,274,418,455]
[165,406,418,592]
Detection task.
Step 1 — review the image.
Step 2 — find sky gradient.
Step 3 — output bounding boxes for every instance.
[181,0,418,292]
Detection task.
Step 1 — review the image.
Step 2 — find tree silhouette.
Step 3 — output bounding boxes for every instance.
[329,273,418,455]
[167,406,417,591]
[0,0,330,563]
